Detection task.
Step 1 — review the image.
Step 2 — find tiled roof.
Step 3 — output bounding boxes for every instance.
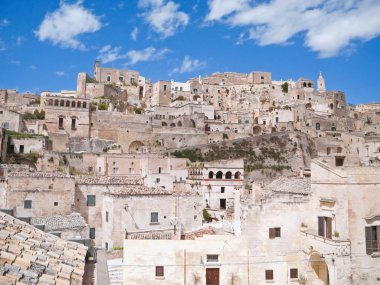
[264,177,311,195]
[126,231,173,240]
[30,214,87,231]
[106,185,170,196]
[0,212,87,285]
[75,176,144,185]
[6,171,71,178]
[184,226,216,240]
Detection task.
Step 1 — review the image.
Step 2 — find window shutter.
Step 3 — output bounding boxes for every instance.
[269,228,275,239]
[326,217,332,239]
[318,217,325,237]
[265,270,273,280]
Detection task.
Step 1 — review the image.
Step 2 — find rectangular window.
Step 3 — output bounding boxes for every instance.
[155,266,164,277]
[180,87,183,91]
[290,268,298,279]
[107,76,111,82]
[87,195,96,206]
[58,117,64,129]
[54,202,58,206]
[106,211,109,223]
[156,178,160,183]
[318,216,332,239]
[158,167,162,174]
[365,226,379,255]
[220,199,226,210]
[89,228,96,239]
[119,76,124,82]
[269,227,281,239]
[113,167,119,174]
[19,145,24,154]
[24,200,32,209]
[206,254,219,263]
[163,85,167,91]
[221,187,225,193]
[71,118,76,130]
[98,166,102,173]
[151,212,158,223]
[265,270,273,281]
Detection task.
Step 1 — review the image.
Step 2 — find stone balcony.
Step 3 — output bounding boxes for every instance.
[300,230,351,257]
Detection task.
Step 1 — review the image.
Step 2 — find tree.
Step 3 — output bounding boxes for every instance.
[281,82,289,93]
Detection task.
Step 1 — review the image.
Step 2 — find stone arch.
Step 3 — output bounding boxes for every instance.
[254,117,259,124]
[234,171,241,179]
[310,252,329,285]
[128,141,144,153]
[65,100,70,107]
[83,102,87,108]
[193,95,200,101]
[208,171,214,179]
[48,99,53,106]
[216,171,223,179]
[331,126,336,131]
[225,126,231,131]
[71,101,76,107]
[329,103,334,110]
[316,123,320,130]
[60,100,64,106]
[77,101,82,108]
[225,171,232,179]
[170,123,175,127]
[162,122,167,126]
[253,126,262,134]
[303,82,307,87]
[308,82,312,87]
[190,119,196,128]
[177,121,182,127]
[54,99,59,106]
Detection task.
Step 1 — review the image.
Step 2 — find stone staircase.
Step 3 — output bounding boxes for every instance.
[107,258,123,285]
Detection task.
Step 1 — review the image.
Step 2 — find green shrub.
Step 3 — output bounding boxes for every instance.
[203,209,213,223]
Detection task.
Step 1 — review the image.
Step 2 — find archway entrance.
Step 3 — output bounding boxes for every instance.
[310,252,329,284]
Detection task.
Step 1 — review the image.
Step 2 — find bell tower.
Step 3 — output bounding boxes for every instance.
[317,72,326,93]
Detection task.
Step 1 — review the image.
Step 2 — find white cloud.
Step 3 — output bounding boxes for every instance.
[205,0,380,57]
[98,45,169,65]
[131,27,139,41]
[0,18,9,27]
[11,60,21,65]
[138,0,189,38]
[16,36,25,46]
[35,1,102,49]
[172,56,206,74]
[28,65,37,70]
[55,71,65,76]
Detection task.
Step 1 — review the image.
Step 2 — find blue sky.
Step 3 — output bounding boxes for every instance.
[0,0,380,104]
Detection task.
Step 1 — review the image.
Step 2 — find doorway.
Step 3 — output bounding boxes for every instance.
[206,268,219,285]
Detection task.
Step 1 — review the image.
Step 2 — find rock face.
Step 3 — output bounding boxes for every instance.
[0,212,87,285]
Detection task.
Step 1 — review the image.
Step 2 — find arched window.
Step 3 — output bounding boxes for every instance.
[234,172,241,179]
[303,82,307,87]
[60,100,64,106]
[77,101,82,108]
[54,99,59,106]
[308,82,312,87]
[48,99,53,106]
[71,101,75,107]
[208,171,214,179]
[170,123,175,127]
[83,102,87,108]
[162,122,167,126]
[216,171,223,179]
[66,100,70,107]
[177,121,182,127]
[330,103,334,110]
[225,171,232,179]
[316,123,320,130]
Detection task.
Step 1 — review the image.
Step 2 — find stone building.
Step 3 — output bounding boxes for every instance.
[0,106,23,132]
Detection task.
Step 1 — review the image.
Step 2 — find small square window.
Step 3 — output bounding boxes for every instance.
[221,187,225,193]
[87,195,96,206]
[290,268,298,279]
[269,227,281,239]
[24,200,32,209]
[265,270,273,281]
[155,266,164,277]
[54,202,58,206]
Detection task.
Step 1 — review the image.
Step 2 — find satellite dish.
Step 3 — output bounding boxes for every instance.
[170,217,179,226]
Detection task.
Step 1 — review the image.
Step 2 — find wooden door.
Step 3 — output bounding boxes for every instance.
[206,268,219,285]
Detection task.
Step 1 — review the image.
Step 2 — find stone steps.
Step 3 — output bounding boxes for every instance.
[107,259,123,285]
